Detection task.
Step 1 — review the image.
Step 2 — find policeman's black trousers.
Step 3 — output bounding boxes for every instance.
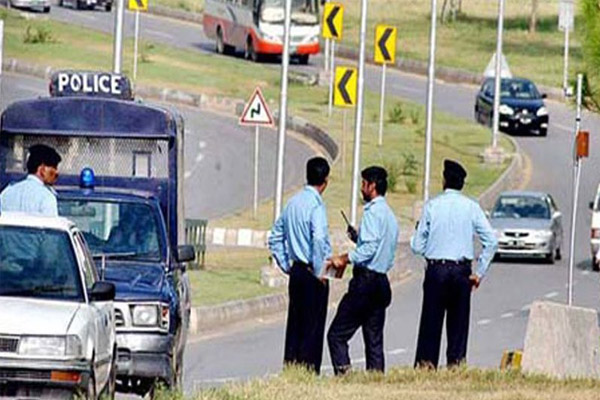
[414,262,472,368]
[327,268,392,375]
[284,262,329,374]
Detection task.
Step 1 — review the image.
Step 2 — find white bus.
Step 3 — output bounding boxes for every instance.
[203,0,321,64]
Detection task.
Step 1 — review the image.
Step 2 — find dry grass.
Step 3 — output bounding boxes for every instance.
[192,366,600,400]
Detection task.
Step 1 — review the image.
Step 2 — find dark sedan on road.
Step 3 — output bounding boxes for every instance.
[475,77,549,136]
[490,191,563,263]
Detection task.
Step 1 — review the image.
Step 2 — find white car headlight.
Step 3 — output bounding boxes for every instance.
[263,34,282,43]
[533,230,553,239]
[536,106,548,117]
[18,335,82,357]
[132,305,159,327]
[499,104,514,115]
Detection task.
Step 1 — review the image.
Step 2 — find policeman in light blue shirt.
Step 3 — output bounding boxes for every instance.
[268,157,331,374]
[327,166,399,375]
[0,144,62,217]
[412,159,497,369]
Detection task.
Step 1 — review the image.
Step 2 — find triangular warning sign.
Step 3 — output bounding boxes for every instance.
[240,88,274,126]
[483,52,512,79]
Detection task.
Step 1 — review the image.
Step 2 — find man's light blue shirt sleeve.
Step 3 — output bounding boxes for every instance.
[268,214,290,274]
[411,203,430,256]
[310,204,331,276]
[348,210,380,266]
[473,206,498,279]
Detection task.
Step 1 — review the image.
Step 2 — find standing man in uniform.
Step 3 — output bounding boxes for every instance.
[0,144,62,217]
[268,156,332,374]
[411,159,497,369]
[327,166,399,375]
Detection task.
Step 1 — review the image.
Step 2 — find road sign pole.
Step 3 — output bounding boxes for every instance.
[341,109,347,178]
[328,40,336,117]
[423,0,437,202]
[112,0,125,73]
[324,38,330,72]
[253,125,260,219]
[273,0,292,221]
[567,73,583,306]
[133,10,141,81]
[378,63,387,147]
[0,20,4,101]
[563,17,570,94]
[349,0,368,226]
[491,0,505,150]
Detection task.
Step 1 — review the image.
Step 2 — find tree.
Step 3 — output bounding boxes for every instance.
[578,0,600,110]
[441,0,460,24]
[529,0,539,34]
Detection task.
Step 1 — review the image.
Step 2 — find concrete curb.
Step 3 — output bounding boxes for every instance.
[2,58,339,163]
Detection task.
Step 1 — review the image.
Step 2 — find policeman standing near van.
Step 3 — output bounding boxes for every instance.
[411,159,497,368]
[268,157,332,374]
[327,166,399,375]
[0,144,62,217]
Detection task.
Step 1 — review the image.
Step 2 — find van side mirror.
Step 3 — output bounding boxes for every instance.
[90,281,115,302]
[541,93,547,99]
[176,245,195,263]
[553,211,562,219]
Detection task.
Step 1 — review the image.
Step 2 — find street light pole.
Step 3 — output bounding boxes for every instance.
[113,0,125,74]
[273,0,292,221]
[349,0,368,226]
[423,0,437,202]
[491,0,505,149]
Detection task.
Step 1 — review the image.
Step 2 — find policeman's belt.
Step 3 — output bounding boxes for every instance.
[293,261,314,273]
[426,259,472,267]
[354,266,386,278]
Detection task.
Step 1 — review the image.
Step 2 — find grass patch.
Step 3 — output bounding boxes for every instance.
[188,247,279,306]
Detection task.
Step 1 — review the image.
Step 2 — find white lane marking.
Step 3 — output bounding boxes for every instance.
[544,291,559,299]
[145,29,174,40]
[521,304,531,311]
[501,312,514,319]
[477,319,492,326]
[554,123,572,133]
[388,348,407,355]
[195,153,204,163]
[199,141,207,149]
[184,171,192,179]
[582,270,591,276]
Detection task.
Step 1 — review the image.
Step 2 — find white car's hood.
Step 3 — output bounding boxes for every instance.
[0,297,80,336]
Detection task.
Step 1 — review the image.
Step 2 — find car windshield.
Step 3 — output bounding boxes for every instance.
[500,80,540,100]
[0,226,84,301]
[492,196,550,219]
[58,200,163,262]
[261,0,319,24]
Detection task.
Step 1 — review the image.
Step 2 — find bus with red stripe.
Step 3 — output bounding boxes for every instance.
[203,0,321,65]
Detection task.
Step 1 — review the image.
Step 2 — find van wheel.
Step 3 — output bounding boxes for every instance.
[555,247,561,261]
[105,3,111,11]
[545,252,555,265]
[298,54,309,65]
[85,370,97,400]
[593,259,600,272]
[245,38,260,62]
[539,128,547,137]
[43,5,50,12]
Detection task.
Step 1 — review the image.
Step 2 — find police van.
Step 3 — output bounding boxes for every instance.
[0,70,195,397]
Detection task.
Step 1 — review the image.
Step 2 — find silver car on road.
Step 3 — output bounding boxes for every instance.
[0,214,116,399]
[490,191,563,263]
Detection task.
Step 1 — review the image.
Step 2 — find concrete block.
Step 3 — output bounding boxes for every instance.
[237,229,253,247]
[224,229,238,246]
[522,301,600,379]
[212,228,226,245]
[252,230,268,248]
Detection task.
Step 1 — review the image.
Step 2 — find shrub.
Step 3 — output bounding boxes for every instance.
[405,177,418,194]
[23,25,55,44]
[383,160,402,193]
[388,102,405,124]
[401,152,419,177]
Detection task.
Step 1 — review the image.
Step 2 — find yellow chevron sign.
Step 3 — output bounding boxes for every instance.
[322,3,343,40]
[374,25,397,64]
[128,0,147,11]
[334,67,357,107]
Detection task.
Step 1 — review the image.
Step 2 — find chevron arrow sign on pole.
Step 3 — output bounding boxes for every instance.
[374,25,397,64]
[128,0,147,11]
[322,3,344,40]
[334,67,357,107]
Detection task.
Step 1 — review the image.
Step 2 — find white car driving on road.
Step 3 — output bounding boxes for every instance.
[0,214,116,399]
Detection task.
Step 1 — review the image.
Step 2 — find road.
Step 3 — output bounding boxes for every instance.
[0,73,314,220]
[15,4,600,396]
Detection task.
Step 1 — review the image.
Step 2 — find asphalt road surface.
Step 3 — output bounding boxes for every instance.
[0,73,314,220]
[13,5,600,397]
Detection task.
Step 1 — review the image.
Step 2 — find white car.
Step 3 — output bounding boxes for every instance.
[590,185,600,271]
[0,214,116,399]
[9,0,51,13]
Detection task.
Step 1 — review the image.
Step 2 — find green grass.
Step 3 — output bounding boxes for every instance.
[188,247,280,306]
[159,366,600,399]
[153,0,582,88]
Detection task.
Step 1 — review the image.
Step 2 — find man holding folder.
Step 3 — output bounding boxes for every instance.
[268,157,332,374]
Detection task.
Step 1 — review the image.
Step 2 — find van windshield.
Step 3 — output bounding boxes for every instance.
[58,200,164,262]
[261,0,319,24]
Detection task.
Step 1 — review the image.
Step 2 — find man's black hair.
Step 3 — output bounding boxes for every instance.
[362,166,388,196]
[306,157,330,186]
[443,159,467,191]
[26,144,62,174]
